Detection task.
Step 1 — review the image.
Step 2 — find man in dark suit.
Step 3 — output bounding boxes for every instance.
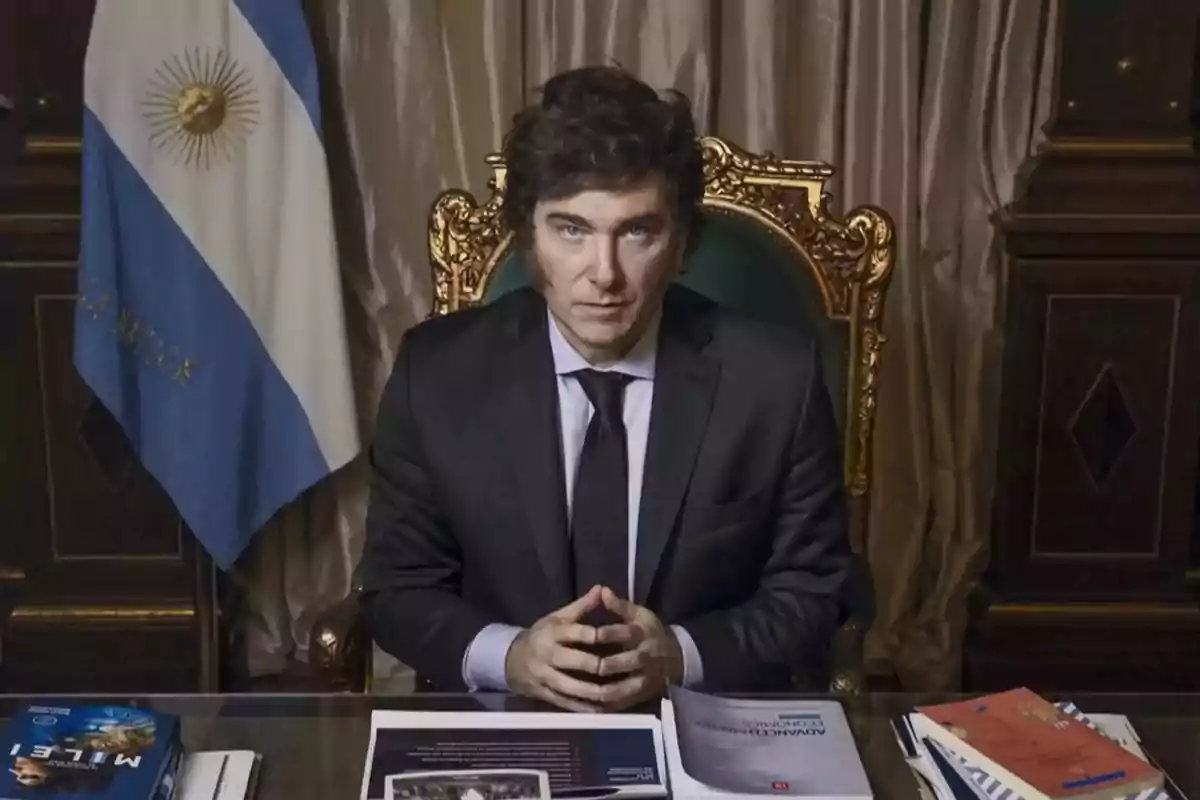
[360,66,849,711]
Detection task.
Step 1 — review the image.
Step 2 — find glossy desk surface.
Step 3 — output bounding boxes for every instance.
[2,693,1198,799]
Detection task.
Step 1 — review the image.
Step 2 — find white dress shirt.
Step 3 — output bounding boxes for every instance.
[461,308,704,691]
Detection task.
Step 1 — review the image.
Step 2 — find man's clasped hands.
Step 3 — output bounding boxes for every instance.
[504,585,684,713]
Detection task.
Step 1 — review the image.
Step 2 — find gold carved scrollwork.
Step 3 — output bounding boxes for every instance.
[689,139,895,498]
[427,136,896,502]
[427,160,511,317]
[842,206,894,496]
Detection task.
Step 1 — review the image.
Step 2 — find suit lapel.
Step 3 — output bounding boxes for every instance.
[635,289,720,605]
[490,293,573,607]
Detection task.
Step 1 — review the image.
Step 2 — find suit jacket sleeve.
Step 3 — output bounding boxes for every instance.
[678,340,850,691]
[358,331,497,690]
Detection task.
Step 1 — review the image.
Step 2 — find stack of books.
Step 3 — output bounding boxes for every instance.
[0,701,260,800]
[894,687,1184,800]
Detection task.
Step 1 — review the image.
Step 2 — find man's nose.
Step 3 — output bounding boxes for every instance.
[590,236,622,290]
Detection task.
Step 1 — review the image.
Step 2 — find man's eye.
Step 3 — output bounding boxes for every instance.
[561,224,585,239]
[624,225,662,241]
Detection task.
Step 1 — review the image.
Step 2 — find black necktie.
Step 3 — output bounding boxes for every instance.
[570,369,633,628]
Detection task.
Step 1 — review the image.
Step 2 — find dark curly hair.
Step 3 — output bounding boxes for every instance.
[501,66,705,248]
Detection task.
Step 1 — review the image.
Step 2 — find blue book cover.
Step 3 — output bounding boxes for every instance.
[1,703,182,799]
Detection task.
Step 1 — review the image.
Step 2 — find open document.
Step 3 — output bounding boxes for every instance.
[359,709,668,800]
[662,686,873,799]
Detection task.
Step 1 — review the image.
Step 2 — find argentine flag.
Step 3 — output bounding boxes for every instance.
[77,1,360,569]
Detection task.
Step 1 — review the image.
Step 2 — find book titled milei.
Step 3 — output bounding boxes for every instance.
[1,702,182,800]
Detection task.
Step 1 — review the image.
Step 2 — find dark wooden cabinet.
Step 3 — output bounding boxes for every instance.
[0,0,220,692]
[970,0,1200,692]
[993,256,1200,601]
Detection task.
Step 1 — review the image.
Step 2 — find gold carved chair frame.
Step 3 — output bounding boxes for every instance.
[430,136,893,508]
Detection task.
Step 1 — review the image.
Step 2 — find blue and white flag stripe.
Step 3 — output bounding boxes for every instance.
[231,0,322,132]
[78,0,359,568]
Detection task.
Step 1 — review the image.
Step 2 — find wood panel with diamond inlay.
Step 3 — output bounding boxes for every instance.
[991,262,1200,602]
[1031,294,1176,560]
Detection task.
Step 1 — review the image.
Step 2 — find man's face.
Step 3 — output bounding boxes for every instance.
[530,176,681,363]
[11,757,49,787]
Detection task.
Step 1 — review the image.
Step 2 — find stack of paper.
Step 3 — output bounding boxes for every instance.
[177,751,261,800]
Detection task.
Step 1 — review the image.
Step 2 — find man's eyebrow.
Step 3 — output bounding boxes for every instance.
[545,211,592,227]
[619,213,666,228]
[542,210,668,232]
[544,211,666,225]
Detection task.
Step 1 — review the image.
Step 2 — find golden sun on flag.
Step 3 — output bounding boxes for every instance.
[142,48,258,169]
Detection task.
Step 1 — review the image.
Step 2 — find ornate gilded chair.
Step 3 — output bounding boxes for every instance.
[312,135,895,694]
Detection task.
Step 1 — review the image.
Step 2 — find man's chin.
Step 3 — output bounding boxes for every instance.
[568,317,630,343]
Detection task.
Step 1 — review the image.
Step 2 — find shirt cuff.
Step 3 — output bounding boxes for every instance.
[461,623,523,692]
[670,624,704,689]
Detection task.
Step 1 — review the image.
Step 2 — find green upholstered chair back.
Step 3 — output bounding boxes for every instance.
[483,210,848,435]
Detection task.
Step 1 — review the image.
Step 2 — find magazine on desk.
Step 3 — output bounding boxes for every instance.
[661,686,873,799]
[359,709,667,800]
[0,702,183,800]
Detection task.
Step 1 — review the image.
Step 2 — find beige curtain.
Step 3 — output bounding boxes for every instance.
[233,0,1058,690]
[867,0,1059,689]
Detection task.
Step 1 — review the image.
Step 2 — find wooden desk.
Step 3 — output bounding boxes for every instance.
[3,693,1198,799]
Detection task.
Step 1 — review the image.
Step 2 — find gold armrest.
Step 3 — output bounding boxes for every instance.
[828,617,867,695]
[787,617,866,695]
[828,550,873,695]
[310,589,370,693]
